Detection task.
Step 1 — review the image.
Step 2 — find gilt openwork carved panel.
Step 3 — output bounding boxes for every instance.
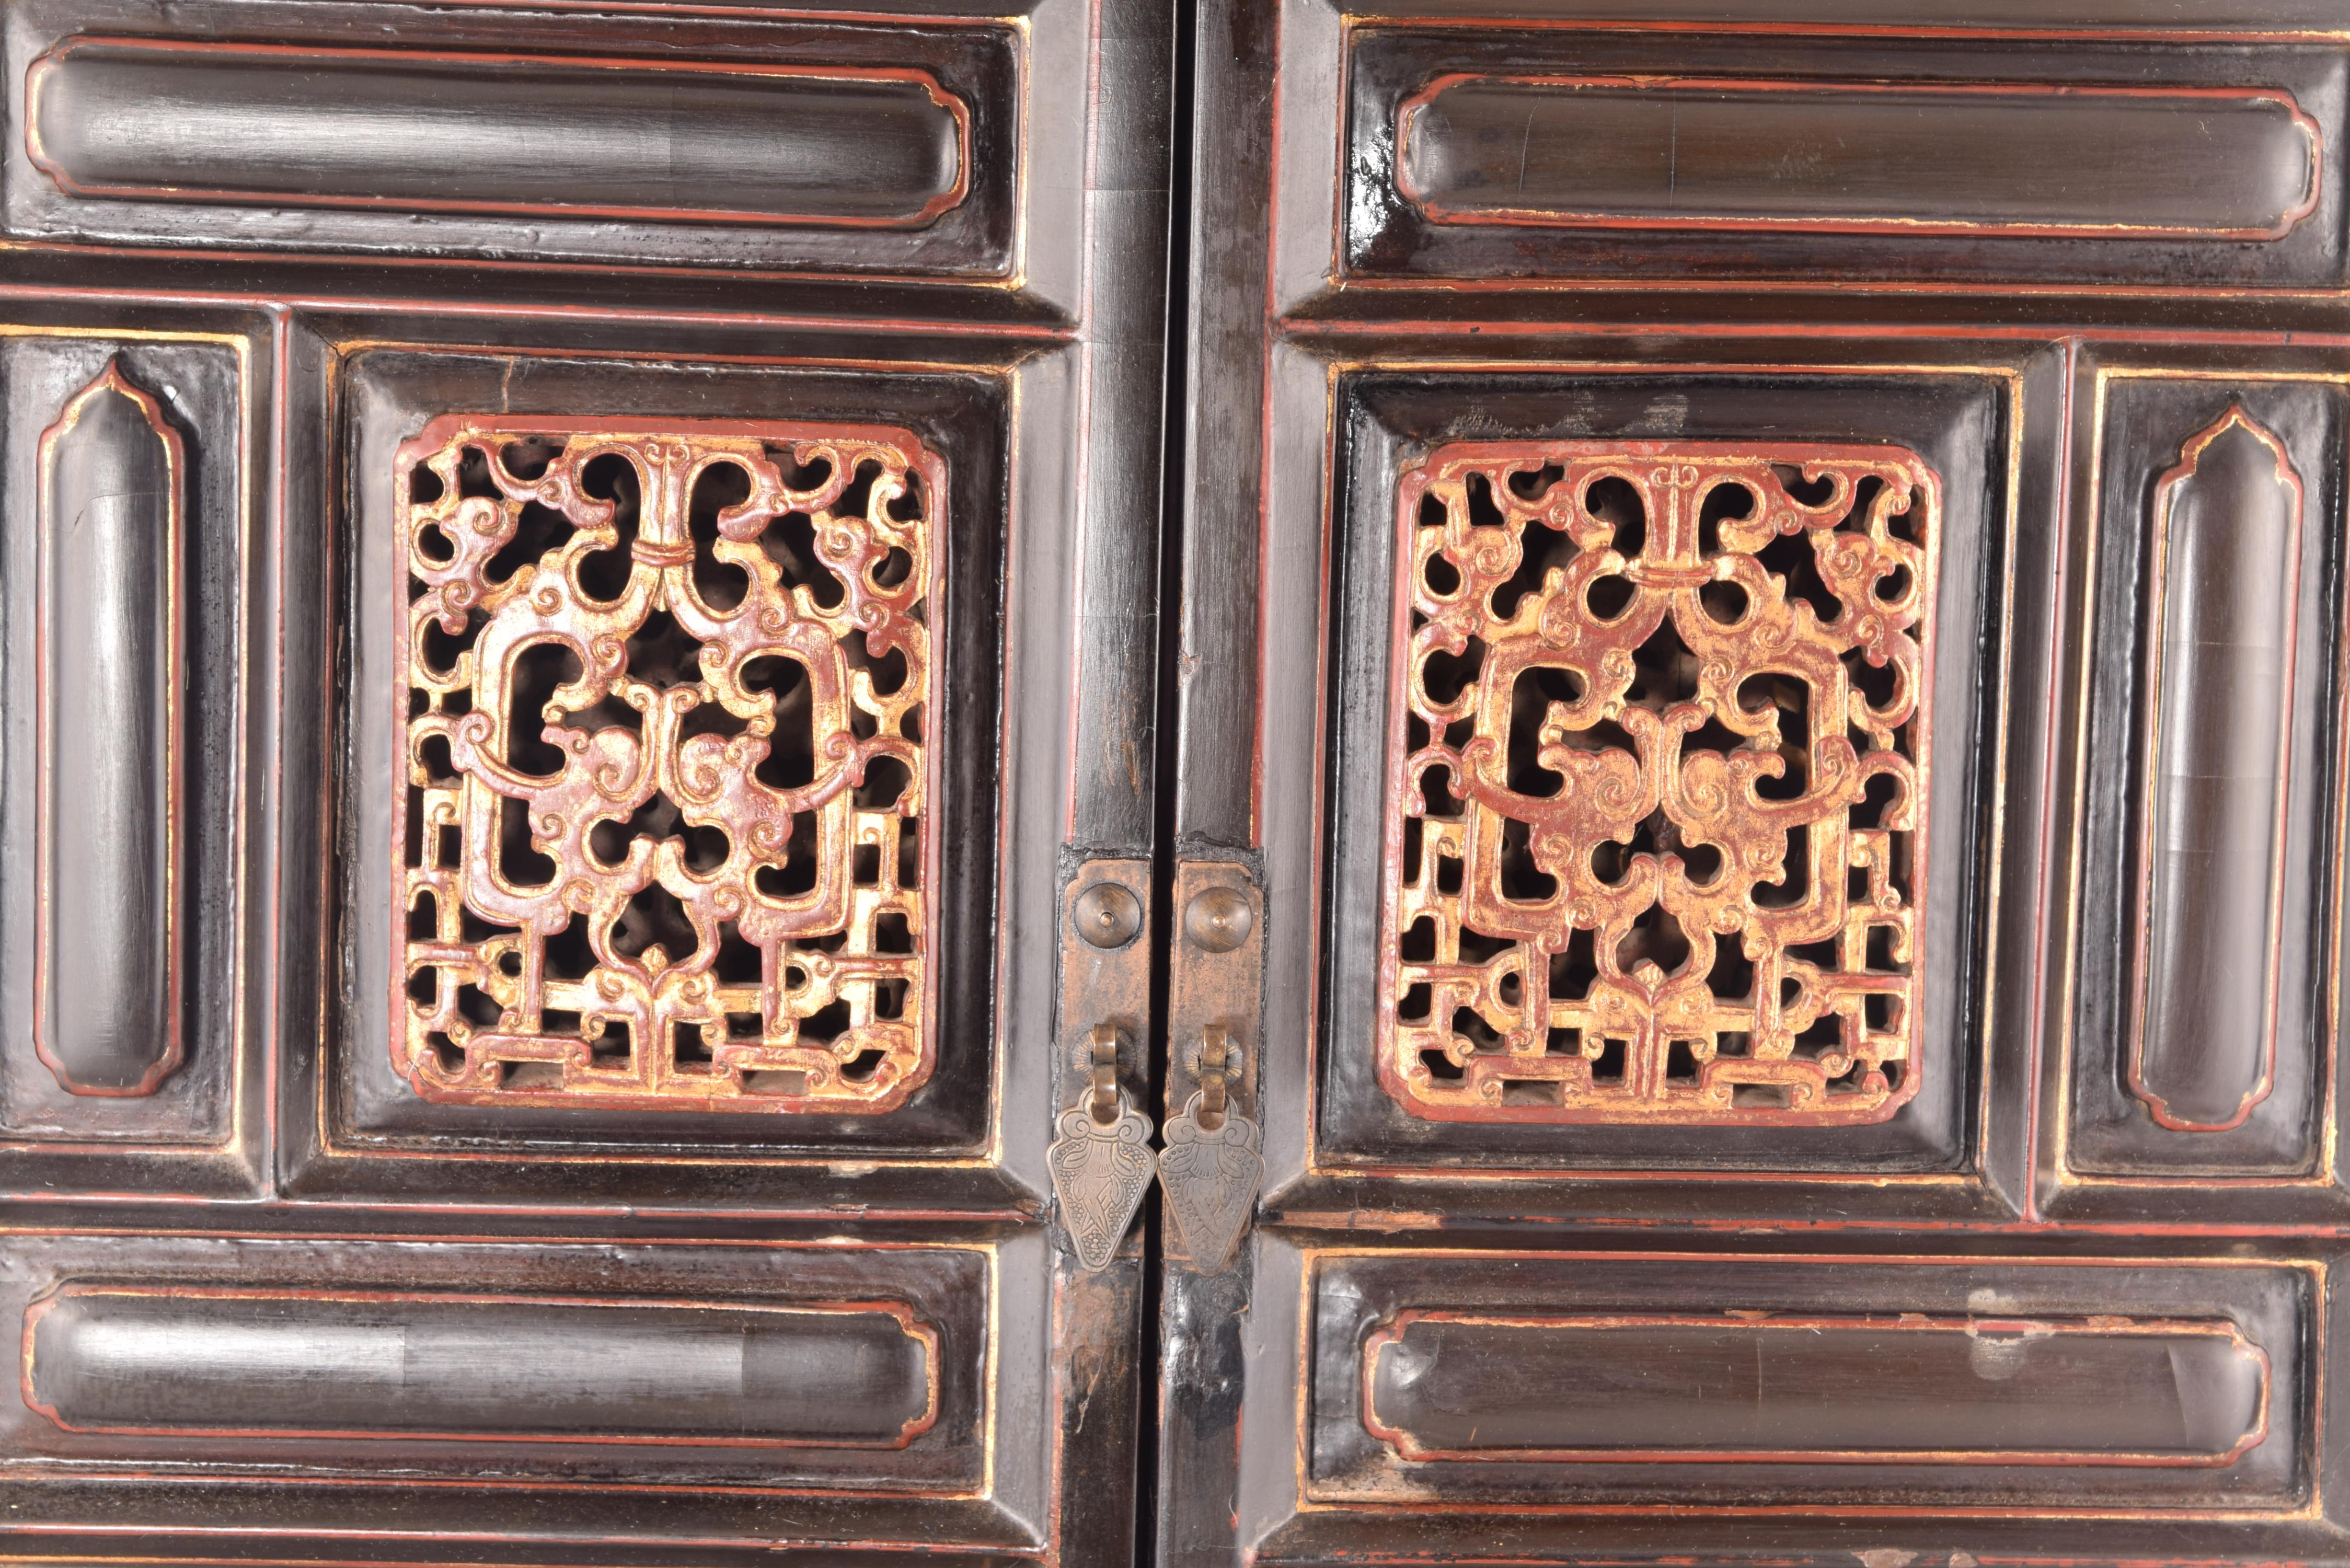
[1376,441,1940,1124]
[393,417,939,1113]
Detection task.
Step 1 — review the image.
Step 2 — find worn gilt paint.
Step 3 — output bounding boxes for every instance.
[393,417,939,1113]
[1376,442,1940,1125]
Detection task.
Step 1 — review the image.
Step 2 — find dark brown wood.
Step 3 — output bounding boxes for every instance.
[2132,408,2301,1134]
[321,347,1006,1191]
[1305,366,2028,1210]
[1177,3,2350,1566]
[1393,75,2320,240]
[0,0,1172,1559]
[2058,360,2347,1210]
[1341,31,2346,289]
[36,362,185,1097]
[1361,1310,2269,1464]
[5,1,1022,276]
[29,39,973,227]
[0,323,264,1196]
[1170,0,1274,850]
[26,1285,940,1446]
[0,1231,1008,1535]
[1329,1255,2298,1493]
[11,0,2350,1562]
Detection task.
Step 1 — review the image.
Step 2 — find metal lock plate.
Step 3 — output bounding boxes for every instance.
[1051,859,1153,1270]
[1162,860,1264,1273]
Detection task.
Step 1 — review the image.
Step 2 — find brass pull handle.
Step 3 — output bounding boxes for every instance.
[1159,1023,1262,1274]
[1087,1023,1123,1124]
[1195,1022,1231,1130]
[1049,1023,1154,1272]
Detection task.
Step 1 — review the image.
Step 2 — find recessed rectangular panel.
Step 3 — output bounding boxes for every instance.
[0,331,249,1166]
[1342,31,2346,286]
[2130,409,2302,1134]
[35,362,183,1098]
[2065,374,2343,1180]
[1317,371,2007,1179]
[1310,1252,2309,1509]
[324,348,1006,1175]
[25,1286,936,1447]
[1397,76,2318,239]
[2,5,1019,274]
[1362,1312,2266,1465]
[29,39,970,229]
[0,1233,993,1499]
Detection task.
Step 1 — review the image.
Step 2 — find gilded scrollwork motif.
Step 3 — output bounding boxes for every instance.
[1376,442,1939,1124]
[393,417,938,1113]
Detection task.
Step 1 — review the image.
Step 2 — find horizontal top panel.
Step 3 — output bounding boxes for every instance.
[28,39,971,229]
[1397,76,2319,239]
[1,6,1021,276]
[1339,31,2348,286]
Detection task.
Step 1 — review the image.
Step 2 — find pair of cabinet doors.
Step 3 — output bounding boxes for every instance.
[2,0,2348,1563]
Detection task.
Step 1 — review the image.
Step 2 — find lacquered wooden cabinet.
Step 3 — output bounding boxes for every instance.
[0,2,2345,1564]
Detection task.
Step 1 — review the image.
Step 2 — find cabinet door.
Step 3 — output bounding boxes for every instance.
[1171,2,2350,1564]
[0,1,1173,1561]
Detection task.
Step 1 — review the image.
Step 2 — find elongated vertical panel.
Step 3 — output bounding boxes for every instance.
[34,361,184,1096]
[2130,407,2299,1132]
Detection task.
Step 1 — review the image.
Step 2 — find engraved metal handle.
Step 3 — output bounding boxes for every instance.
[1158,1023,1262,1275]
[1047,1024,1156,1271]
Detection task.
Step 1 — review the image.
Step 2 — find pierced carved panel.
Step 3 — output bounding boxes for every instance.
[393,418,939,1113]
[1376,442,1940,1124]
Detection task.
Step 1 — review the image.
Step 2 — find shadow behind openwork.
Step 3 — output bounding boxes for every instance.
[1377,442,1940,1125]
[393,418,938,1113]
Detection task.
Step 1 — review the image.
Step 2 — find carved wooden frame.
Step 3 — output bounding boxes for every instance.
[2048,355,2350,1221]
[0,321,263,1203]
[1280,1243,2316,1518]
[1286,354,2034,1213]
